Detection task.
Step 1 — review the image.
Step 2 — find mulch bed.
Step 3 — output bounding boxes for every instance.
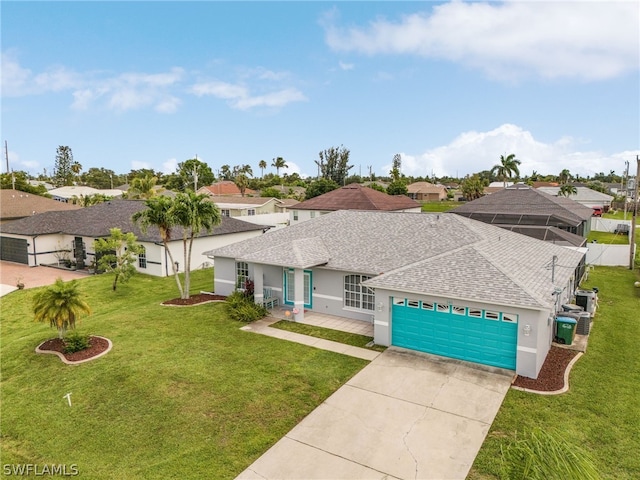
[161,293,227,306]
[38,336,110,362]
[512,346,579,392]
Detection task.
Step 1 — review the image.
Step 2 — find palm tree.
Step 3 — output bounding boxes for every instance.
[271,157,287,176]
[128,174,158,199]
[235,173,249,197]
[259,160,267,178]
[171,192,221,299]
[559,169,571,185]
[33,278,91,339]
[132,196,184,298]
[491,154,521,187]
[558,184,577,197]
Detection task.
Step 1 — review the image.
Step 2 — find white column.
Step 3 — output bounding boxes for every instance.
[293,268,305,322]
[253,264,264,306]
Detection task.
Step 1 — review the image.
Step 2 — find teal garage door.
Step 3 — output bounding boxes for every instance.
[391,298,517,370]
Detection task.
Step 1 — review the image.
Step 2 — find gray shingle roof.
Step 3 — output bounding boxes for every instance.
[293,184,420,211]
[207,210,585,310]
[0,199,264,242]
[452,184,594,225]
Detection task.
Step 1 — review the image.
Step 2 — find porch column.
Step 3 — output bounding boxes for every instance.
[252,264,264,306]
[293,267,305,322]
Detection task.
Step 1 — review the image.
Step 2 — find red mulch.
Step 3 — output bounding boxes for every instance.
[161,293,227,306]
[512,346,579,391]
[38,336,110,362]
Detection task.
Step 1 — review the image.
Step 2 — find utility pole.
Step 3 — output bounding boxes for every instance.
[630,155,639,270]
[4,140,8,173]
[624,160,629,220]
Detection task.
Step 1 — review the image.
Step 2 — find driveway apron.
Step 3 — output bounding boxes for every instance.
[237,348,513,480]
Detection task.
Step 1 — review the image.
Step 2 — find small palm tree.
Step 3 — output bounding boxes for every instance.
[235,173,249,197]
[33,279,91,339]
[128,174,158,199]
[491,154,521,187]
[258,160,267,178]
[271,157,287,176]
[559,184,577,197]
[559,169,572,184]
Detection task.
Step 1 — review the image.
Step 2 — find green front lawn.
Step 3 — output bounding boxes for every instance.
[420,200,463,212]
[470,266,640,480]
[270,320,387,352]
[587,230,631,245]
[0,269,367,479]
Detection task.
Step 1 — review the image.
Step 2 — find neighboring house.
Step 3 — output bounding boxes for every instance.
[0,189,80,225]
[198,181,257,197]
[28,180,54,190]
[48,186,124,202]
[206,210,585,380]
[451,184,595,240]
[536,186,614,209]
[406,182,448,201]
[289,184,421,224]
[0,199,264,276]
[208,196,296,229]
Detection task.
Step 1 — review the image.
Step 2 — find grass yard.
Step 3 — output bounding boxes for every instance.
[0,269,368,479]
[270,320,387,352]
[603,210,636,221]
[587,230,631,245]
[420,200,463,212]
[469,266,640,480]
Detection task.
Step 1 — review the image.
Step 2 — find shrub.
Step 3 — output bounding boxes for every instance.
[225,291,268,323]
[63,332,91,353]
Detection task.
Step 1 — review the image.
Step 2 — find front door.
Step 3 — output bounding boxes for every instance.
[283,269,312,308]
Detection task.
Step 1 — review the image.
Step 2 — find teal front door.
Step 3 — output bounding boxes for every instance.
[283,269,312,308]
[391,298,517,370]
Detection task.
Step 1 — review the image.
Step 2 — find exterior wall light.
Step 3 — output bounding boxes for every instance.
[523,324,532,336]
[377,302,384,312]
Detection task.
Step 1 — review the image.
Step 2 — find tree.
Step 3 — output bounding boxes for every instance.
[71,161,83,184]
[558,184,577,197]
[94,228,143,291]
[461,174,487,200]
[491,153,521,187]
[219,165,232,181]
[259,160,267,178]
[70,193,112,206]
[316,146,353,185]
[128,174,158,199]
[559,169,572,184]
[171,192,221,299]
[0,171,48,195]
[33,278,91,339]
[235,173,249,197]
[271,157,288,176]
[260,186,283,199]
[132,196,184,298]
[53,146,75,187]
[305,178,339,199]
[386,181,408,196]
[368,182,387,193]
[82,168,120,189]
[174,158,215,192]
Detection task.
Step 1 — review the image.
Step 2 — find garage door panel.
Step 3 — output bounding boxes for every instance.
[392,302,517,370]
[0,237,28,264]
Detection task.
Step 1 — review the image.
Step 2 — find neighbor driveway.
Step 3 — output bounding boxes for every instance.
[0,261,89,296]
[237,349,513,480]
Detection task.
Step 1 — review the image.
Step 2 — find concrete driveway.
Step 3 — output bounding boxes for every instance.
[0,261,89,296]
[237,349,513,480]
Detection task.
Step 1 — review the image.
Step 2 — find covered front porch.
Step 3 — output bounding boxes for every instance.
[268,305,374,337]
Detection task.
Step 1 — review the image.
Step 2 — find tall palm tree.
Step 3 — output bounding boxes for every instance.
[33,278,91,339]
[271,157,287,176]
[258,160,267,178]
[491,154,521,187]
[171,192,221,298]
[235,173,249,197]
[558,184,577,197]
[132,196,184,298]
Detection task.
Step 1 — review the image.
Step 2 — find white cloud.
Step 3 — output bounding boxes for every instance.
[161,158,178,174]
[324,2,639,81]
[392,124,638,179]
[191,80,306,110]
[131,160,152,170]
[1,52,81,96]
[338,61,354,71]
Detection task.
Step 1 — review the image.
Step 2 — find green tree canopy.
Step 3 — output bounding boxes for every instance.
[0,171,48,195]
[316,145,353,185]
[173,158,215,192]
[491,153,521,187]
[271,157,288,176]
[94,228,143,291]
[461,174,487,200]
[53,146,75,187]
[386,181,408,196]
[33,278,91,338]
[305,178,339,200]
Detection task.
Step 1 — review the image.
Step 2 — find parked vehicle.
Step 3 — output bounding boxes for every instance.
[614,223,630,235]
[592,206,603,217]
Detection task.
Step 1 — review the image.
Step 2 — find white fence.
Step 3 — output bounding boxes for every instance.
[587,218,636,266]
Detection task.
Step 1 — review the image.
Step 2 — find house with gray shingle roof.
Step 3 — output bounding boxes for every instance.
[0,199,265,276]
[451,184,594,242]
[290,184,420,224]
[205,210,586,379]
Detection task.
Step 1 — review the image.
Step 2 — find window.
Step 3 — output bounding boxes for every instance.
[293,210,299,221]
[468,309,482,318]
[344,274,374,311]
[484,310,499,320]
[502,313,519,323]
[407,299,419,308]
[436,303,450,313]
[247,209,256,216]
[310,211,316,218]
[221,209,230,217]
[421,302,434,311]
[138,246,147,269]
[236,261,249,289]
[393,298,405,306]
[452,305,466,315]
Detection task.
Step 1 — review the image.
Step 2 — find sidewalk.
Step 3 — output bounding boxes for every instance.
[240,317,381,361]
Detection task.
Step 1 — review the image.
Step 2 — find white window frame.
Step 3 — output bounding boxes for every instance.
[293,210,299,221]
[452,305,466,315]
[407,299,419,308]
[247,209,256,216]
[502,313,519,323]
[436,303,450,313]
[421,301,434,310]
[236,261,249,289]
[485,310,500,321]
[221,209,230,217]
[138,246,147,269]
[344,274,374,311]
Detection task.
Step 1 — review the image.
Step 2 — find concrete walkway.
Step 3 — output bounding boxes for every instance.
[237,349,513,480]
[240,317,380,361]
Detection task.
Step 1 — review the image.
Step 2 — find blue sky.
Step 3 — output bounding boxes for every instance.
[2,1,639,180]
